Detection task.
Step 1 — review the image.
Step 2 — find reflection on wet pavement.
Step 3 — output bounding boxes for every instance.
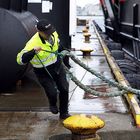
[69,26,127,114]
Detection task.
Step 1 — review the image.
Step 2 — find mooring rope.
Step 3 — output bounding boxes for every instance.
[60,50,140,96]
[40,49,140,97]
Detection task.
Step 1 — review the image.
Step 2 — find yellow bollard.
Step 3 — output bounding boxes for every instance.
[83,33,91,43]
[63,114,105,140]
[80,46,93,57]
[82,27,89,33]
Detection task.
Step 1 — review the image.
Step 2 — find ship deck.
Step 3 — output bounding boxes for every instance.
[0,21,140,140]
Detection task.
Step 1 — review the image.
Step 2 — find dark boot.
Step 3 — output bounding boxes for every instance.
[59,113,71,119]
[50,106,58,114]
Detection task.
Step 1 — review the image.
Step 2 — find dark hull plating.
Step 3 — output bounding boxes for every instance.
[99,0,140,89]
[100,0,140,60]
[0,0,37,92]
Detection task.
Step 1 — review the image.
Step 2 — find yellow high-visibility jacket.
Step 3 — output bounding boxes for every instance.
[17,31,59,68]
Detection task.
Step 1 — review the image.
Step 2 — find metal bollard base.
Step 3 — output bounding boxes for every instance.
[72,133,101,140]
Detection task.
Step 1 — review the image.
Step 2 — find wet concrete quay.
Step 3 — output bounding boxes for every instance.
[0,21,140,139]
[0,112,139,140]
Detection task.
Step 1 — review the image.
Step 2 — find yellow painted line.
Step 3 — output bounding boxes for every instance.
[94,26,140,127]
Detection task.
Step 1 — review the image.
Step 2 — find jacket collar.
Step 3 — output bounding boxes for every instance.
[39,33,46,44]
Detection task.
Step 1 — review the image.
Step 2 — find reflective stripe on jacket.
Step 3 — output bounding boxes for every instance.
[17,31,59,68]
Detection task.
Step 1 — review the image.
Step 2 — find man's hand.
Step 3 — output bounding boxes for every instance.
[34,47,42,53]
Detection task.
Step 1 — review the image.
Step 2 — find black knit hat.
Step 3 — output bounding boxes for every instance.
[36,19,55,35]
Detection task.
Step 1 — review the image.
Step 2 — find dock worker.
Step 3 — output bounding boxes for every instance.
[17,19,70,119]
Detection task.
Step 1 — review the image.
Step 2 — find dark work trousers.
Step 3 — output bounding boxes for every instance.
[35,64,69,115]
